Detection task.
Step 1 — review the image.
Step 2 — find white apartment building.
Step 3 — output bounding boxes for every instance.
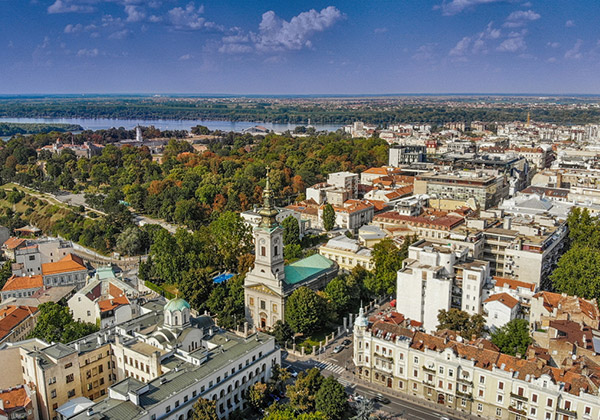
[396,240,490,332]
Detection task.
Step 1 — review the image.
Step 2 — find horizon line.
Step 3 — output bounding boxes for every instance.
[1,93,600,98]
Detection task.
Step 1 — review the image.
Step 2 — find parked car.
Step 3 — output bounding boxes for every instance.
[288,368,299,378]
[354,394,366,402]
[372,394,391,404]
[342,339,351,346]
[333,345,344,353]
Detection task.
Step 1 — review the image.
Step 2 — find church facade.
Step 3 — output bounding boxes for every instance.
[244,168,338,330]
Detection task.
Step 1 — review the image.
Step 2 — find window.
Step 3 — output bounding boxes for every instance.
[175,400,180,408]
[479,375,485,384]
[51,390,56,398]
[532,394,538,403]
[564,401,571,410]
[66,374,74,383]
[530,407,537,416]
[65,363,72,369]
[439,366,444,374]
[585,406,591,416]
[261,246,266,257]
[260,300,266,310]
[448,369,454,378]
[413,369,418,378]
[166,406,171,413]
[272,304,278,313]
[249,297,254,306]
[478,389,484,398]
[477,403,483,412]
[413,356,419,364]
[274,246,278,256]
[498,381,504,390]
[184,396,188,403]
[497,395,503,403]
[461,399,466,407]
[496,408,502,416]
[193,391,197,398]
[546,398,553,407]
[67,389,76,398]
[151,415,156,420]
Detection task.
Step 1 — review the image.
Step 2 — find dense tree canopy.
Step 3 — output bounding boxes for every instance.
[191,398,219,420]
[314,377,349,420]
[322,204,335,231]
[491,319,532,356]
[437,309,487,339]
[285,287,326,335]
[28,302,98,343]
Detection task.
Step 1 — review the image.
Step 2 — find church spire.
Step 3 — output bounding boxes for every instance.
[258,166,279,228]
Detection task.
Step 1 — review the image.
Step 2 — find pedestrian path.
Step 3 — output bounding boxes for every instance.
[314,361,345,375]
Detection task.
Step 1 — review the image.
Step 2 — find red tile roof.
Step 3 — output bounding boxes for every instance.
[484,293,519,309]
[0,306,38,341]
[0,386,32,414]
[2,237,26,250]
[1,275,43,292]
[494,276,536,292]
[41,253,86,276]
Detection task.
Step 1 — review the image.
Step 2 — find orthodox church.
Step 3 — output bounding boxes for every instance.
[244,168,338,330]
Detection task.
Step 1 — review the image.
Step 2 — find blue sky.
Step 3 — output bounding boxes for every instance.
[1,0,599,94]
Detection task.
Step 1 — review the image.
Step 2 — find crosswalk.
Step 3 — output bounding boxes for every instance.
[314,361,346,375]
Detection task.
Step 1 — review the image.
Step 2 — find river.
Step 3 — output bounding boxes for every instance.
[0,117,342,133]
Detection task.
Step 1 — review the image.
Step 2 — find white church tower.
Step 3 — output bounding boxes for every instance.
[244,167,286,329]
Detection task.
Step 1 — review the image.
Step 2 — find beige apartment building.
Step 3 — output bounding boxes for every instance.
[354,310,600,420]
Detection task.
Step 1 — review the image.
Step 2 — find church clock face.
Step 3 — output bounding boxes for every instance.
[259,239,266,245]
[274,238,279,245]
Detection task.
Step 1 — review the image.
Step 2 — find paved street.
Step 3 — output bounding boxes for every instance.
[283,331,478,420]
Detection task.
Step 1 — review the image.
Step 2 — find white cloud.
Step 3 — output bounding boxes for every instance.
[125,5,145,22]
[565,39,583,59]
[168,2,216,30]
[497,35,526,52]
[438,0,506,16]
[449,22,500,57]
[109,29,130,39]
[565,20,575,27]
[450,36,472,56]
[219,6,343,54]
[547,57,557,63]
[412,44,437,61]
[179,53,193,60]
[374,27,388,34]
[48,0,94,14]
[503,9,540,27]
[64,23,83,33]
[77,47,99,57]
[254,6,343,52]
[547,42,560,48]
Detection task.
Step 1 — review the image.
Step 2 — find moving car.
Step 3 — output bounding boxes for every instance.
[333,345,344,353]
[372,393,391,404]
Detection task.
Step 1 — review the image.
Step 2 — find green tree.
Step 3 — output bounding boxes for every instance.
[263,406,327,420]
[0,261,13,290]
[322,204,335,231]
[367,238,406,296]
[566,207,600,249]
[115,225,147,256]
[178,267,213,311]
[491,319,532,356]
[284,244,302,262]
[272,320,293,346]
[269,364,292,394]
[282,215,300,246]
[437,308,486,338]
[287,368,323,412]
[191,398,219,420]
[247,382,269,411]
[209,211,252,271]
[315,376,348,420]
[551,246,600,300]
[29,302,98,343]
[324,276,352,321]
[286,287,325,335]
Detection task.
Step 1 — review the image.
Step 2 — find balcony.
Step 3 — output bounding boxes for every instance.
[510,392,528,402]
[423,378,435,387]
[456,390,473,401]
[422,365,436,373]
[556,407,578,418]
[457,377,473,385]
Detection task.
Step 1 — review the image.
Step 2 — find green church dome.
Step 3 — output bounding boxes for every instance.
[164,297,191,312]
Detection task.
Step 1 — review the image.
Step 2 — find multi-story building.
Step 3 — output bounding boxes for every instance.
[318,200,375,232]
[396,240,491,332]
[318,235,373,272]
[414,170,509,210]
[68,270,139,329]
[0,385,37,420]
[1,296,280,420]
[0,306,38,345]
[353,309,600,420]
[327,171,359,198]
[13,239,74,276]
[389,146,427,166]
